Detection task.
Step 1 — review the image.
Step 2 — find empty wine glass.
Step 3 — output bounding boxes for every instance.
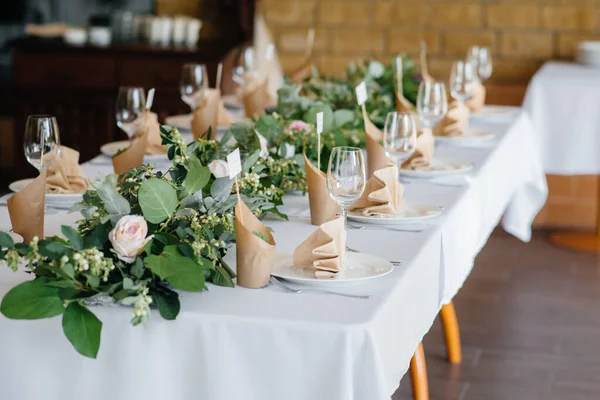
[416,80,448,129]
[327,146,366,257]
[466,45,480,71]
[115,86,146,141]
[383,112,417,166]
[232,46,259,86]
[450,60,476,102]
[180,63,209,110]
[24,115,61,214]
[477,47,493,82]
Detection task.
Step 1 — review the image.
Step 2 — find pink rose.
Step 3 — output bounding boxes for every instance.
[285,120,312,135]
[109,216,153,264]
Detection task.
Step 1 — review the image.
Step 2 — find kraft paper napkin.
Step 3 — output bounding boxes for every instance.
[46,146,88,194]
[8,170,46,243]
[218,100,235,127]
[465,80,486,114]
[235,199,276,288]
[112,133,148,175]
[192,89,220,140]
[396,92,416,114]
[304,154,338,226]
[293,217,345,279]
[349,166,404,216]
[433,101,470,137]
[401,129,434,171]
[362,106,392,178]
[243,76,273,118]
[134,111,165,155]
[289,59,313,83]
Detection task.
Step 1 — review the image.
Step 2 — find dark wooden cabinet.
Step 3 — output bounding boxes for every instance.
[11,39,238,179]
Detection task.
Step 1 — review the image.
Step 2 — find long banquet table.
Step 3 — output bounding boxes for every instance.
[0,109,547,400]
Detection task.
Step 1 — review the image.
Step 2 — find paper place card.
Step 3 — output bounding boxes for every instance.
[356,81,367,106]
[266,43,275,61]
[227,148,242,179]
[316,112,323,134]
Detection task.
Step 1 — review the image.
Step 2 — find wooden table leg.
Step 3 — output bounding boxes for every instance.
[410,342,429,400]
[440,302,462,364]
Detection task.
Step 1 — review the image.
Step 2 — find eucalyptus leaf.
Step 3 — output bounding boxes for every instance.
[183,166,210,195]
[138,178,178,224]
[0,231,14,248]
[61,226,83,251]
[333,109,356,128]
[62,302,102,359]
[92,175,131,219]
[1,280,65,320]
[210,178,234,202]
[242,150,261,173]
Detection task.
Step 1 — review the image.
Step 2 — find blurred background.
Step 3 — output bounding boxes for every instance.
[0,0,597,229]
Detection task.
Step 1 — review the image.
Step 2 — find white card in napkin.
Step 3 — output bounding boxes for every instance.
[356,81,367,106]
[227,148,242,179]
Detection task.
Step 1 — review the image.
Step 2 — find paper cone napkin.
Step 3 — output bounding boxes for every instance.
[243,76,273,118]
[133,111,164,155]
[235,199,276,288]
[218,100,235,127]
[289,59,313,83]
[401,129,434,171]
[465,80,486,114]
[396,92,415,114]
[349,166,404,216]
[8,171,46,243]
[293,217,345,279]
[46,146,88,194]
[304,154,338,226]
[362,106,392,178]
[192,88,221,140]
[112,133,148,175]
[433,101,470,137]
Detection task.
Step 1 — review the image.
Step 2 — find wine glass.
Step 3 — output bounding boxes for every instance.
[383,112,417,166]
[24,115,61,213]
[115,86,146,142]
[327,146,366,257]
[416,80,448,129]
[449,60,476,102]
[232,46,259,85]
[180,63,209,110]
[477,47,493,82]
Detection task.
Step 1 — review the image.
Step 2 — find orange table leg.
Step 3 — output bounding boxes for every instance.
[410,342,429,400]
[440,302,462,364]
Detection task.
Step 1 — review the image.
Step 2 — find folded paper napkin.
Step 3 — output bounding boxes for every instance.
[192,89,221,140]
[304,154,338,226]
[8,171,46,243]
[46,146,88,194]
[241,73,274,118]
[349,166,404,216]
[401,129,434,171]
[433,101,470,137]
[465,80,486,114]
[235,199,276,288]
[293,217,345,279]
[362,106,392,178]
[112,133,148,175]
[396,91,415,114]
[289,59,313,83]
[134,111,165,155]
[218,100,235,127]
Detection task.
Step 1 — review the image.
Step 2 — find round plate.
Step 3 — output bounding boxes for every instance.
[164,114,193,132]
[272,252,393,287]
[100,141,167,161]
[400,158,473,178]
[434,130,495,144]
[471,105,520,121]
[9,179,83,208]
[222,94,243,110]
[348,201,441,225]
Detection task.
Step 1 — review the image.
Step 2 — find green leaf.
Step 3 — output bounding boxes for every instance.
[131,257,145,278]
[92,175,131,220]
[0,231,14,249]
[166,256,208,292]
[210,178,234,202]
[38,240,71,260]
[151,288,180,320]
[138,178,178,224]
[61,226,83,251]
[62,302,102,359]
[84,222,110,249]
[211,265,235,288]
[183,166,210,194]
[243,150,261,173]
[333,109,356,128]
[1,280,65,319]
[144,245,180,279]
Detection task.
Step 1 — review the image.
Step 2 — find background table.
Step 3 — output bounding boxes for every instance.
[0,110,547,400]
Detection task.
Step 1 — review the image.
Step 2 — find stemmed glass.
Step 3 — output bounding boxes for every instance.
[450,60,476,103]
[327,146,366,259]
[180,63,209,110]
[383,112,417,167]
[24,115,61,213]
[416,80,448,130]
[115,86,146,142]
[476,47,493,82]
[232,46,258,85]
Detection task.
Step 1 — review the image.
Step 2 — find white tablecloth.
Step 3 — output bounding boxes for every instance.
[523,61,600,175]
[0,110,547,400]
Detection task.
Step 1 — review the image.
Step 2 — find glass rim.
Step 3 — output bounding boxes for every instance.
[332,146,361,152]
[182,63,207,68]
[118,86,145,90]
[27,114,57,120]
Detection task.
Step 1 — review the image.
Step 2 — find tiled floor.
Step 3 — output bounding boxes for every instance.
[393,228,600,400]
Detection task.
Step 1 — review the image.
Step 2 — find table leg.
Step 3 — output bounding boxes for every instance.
[440,302,462,364]
[410,342,429,400]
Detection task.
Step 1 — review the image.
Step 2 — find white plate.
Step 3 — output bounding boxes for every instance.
[9,179,83,208]
[348,201,441,225]
[164,114,193,131]
[399,158,473,178]
[223,94,243,110]
[471,105,520,121]
[272,252,393,287]
[100,141,167,161]
[434,129,495,144]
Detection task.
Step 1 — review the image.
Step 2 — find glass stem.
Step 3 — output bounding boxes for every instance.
[341,206,348,256]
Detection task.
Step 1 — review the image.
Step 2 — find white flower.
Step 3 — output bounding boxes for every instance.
[256,132,269,159]
[283,143,295,159]
[108,215,153,264]
[208,159,230,178]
